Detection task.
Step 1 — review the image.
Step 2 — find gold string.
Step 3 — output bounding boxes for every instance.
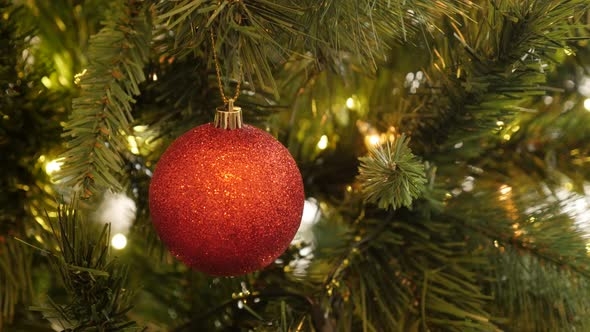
[210,30,242,105]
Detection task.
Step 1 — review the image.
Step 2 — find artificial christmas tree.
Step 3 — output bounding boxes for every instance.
[1,0,590,331]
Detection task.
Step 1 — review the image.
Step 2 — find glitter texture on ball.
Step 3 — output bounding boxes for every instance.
[149,124,304,276]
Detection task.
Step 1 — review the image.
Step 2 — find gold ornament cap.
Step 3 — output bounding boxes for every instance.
[214,99,243,130]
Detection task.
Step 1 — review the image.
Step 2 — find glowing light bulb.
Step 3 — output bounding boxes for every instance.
[41,76,52,89]
[368,134,380,146]
[74,69,87,85]
[133,125,148,133]
[45,159,64,174]
[127,136,140,155]
[499,185,512,195]
[317,135,328,150]
[498,185,512,201]
[111,233,127,250]
[346,97,355,109]
[584,98,590,111]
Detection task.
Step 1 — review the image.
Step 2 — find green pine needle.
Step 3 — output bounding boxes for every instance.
[58,2,152,197]
[26,202,138,331]
[357,134,426,209]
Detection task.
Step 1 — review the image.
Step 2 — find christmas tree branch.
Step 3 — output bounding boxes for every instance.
[445,174,590,277]
[497,98,590,189]
[490,247,590,331]
[58,1,152,197]
[446,186,590,330]
[173,289,316,332]
[405,0,589,157]
[0,238,34,329]
[296,0,469,70]
[319,209,497,331]
[157,0,471,95]
[357,134,427,209]
[0,2,65,327]
[28,202,138,331]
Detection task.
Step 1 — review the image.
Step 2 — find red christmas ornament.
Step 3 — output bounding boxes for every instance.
[149,106,304,276]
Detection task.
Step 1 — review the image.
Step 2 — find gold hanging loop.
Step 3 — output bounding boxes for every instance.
[210,30,242,108]
[210,29,244,129]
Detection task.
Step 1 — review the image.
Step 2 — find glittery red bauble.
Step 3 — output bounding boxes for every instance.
[149,123,304,276]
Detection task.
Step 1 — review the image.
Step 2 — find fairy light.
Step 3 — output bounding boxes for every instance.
[345,95,361,110]
[499,184,512,201]
[583,98,590,111]
[133,125,148,133]
[346,97,355,109]
[367,134,380,146]
[41,76,52,89]
[499,185,512,195]
[74,69,88,86]
[127,136,140,155]
[317,135,328,150]
[45,158,64,174]
[111,233,127,250]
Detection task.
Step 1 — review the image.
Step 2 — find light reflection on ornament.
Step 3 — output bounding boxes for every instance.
[583,98,590,111]
[111,233,127,250]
